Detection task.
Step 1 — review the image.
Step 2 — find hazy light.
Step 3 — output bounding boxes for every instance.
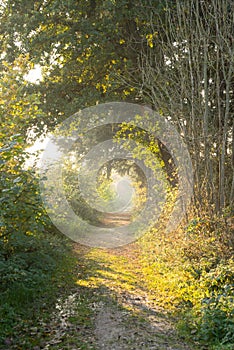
[24,64,42,84]
[24,135,50,169]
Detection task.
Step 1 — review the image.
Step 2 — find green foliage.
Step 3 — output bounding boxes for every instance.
[0,61,77,347]
[1,0,141,122]
[0,56,46,139]
[0,0,170,126]
[139,210,234,348]
[0,2,233,348]
[193,261,234,345]
[0,135,49,241]
[0,237,76,348]
[97,177,116,202]
[0,134,75,345]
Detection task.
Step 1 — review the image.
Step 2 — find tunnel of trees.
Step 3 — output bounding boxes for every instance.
[0,0,233,348]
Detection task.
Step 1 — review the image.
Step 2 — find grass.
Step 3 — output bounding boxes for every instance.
[1,215,232,349]
[0,235,95,349]
[137,217,234,349]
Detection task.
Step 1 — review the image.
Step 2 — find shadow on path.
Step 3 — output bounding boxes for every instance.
[68,243,200,350]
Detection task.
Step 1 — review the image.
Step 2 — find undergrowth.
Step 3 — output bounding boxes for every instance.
[139,212,234,349]
[0,232,76,347]
[0,136,78,347]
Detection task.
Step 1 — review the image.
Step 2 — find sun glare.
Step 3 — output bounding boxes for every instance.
[24,64,42,83]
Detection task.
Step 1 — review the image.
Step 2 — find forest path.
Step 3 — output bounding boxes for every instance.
[41,243,197,350]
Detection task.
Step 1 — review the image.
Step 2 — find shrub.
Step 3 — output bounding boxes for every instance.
[139,212,234,348]
[0,135,75,345]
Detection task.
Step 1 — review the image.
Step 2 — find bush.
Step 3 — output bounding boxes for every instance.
[195,261,234,345]
[139,212,234,348]
[0,135,76,345]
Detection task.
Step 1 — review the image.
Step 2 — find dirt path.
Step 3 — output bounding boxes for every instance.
[99,212,132,227]
[40,243,196,350]
[88,246,192,350]
[94,294,191,350]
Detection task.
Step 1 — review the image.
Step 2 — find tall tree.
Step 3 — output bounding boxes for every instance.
[125,0,234,213]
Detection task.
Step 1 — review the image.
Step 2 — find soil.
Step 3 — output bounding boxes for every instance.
[40,243,196,350]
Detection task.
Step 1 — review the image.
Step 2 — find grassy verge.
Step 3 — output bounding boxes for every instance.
[138,214,234,349]
[0,232,95,349]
